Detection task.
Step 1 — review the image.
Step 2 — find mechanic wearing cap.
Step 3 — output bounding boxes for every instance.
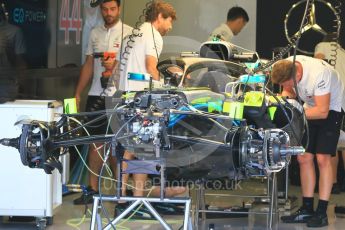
[271,55,345,227]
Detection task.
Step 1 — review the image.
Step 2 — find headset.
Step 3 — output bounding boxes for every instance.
[89,0,104,8]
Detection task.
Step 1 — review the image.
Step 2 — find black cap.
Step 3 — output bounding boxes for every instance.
[90,0,104,8]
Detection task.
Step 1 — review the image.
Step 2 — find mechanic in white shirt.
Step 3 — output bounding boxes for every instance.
[113,0,186,201]
[117,21,163,91]
[115,0,176,92]
[271,55,345,227]
[208,6,249,42]
[315,35,345,83]
[73,0,132,205]
[314,34,345,194]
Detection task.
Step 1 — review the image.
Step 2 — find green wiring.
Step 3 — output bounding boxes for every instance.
[69,116,152,192]
[69,116,114,178]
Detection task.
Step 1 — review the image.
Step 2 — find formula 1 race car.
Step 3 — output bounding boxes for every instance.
[0,85,305,182]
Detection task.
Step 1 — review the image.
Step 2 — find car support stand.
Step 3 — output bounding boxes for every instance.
[194,172,279,229]
[89,137,192,230]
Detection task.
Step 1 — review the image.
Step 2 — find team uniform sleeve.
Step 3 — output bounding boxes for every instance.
[314,42,328,56]
[144,32,162,58]
[314,70,331,96]
[208,27,220,41]
[116,26,132,61]
[209,25,232,42]
[85,29,94,56]
[124,25,133,38]
[116,49,121,61]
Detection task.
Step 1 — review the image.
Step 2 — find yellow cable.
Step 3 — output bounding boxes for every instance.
[66,213,86,230]
[66,110,184,229]
[65,207,182,230]
[73,145,151,191]
[116,187,154,227]
[68,117,114,177]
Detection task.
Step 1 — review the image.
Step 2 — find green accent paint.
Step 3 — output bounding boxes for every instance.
[64,98,77,114]
[229,101,244,119]
[244,92,264,107]
[268,106,277,120]
[208,101,223,113]
[191,97,212,105]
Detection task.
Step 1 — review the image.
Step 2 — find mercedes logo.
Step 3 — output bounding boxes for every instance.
[284,0,340,55]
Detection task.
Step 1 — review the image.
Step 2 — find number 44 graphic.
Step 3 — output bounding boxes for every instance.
[59,0,83,45]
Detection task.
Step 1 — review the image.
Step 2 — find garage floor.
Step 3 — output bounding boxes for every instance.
[1,179,345,230]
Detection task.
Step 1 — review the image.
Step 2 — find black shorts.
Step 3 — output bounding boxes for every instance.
[342,116,345,131]
[303,110,343,156]
[84,96,109,135]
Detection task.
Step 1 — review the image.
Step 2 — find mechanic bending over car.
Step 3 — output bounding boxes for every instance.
[271,55,345,228]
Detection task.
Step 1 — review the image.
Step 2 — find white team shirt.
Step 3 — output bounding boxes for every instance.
[86,20,132,96]
[286,55,345,112]
[314,42,345,84]
[117,22,163,91]
[208,23,234,42]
